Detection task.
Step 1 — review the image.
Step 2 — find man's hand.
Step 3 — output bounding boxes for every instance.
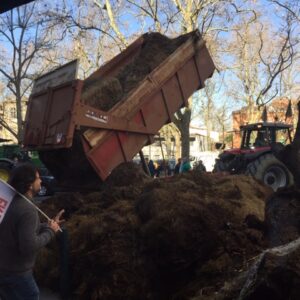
[48,219,61,233]
[48,209,65,233]
[54,209,65,225]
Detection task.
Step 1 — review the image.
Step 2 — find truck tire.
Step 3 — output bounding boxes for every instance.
[245,153,294,191]
[0,162,12,182]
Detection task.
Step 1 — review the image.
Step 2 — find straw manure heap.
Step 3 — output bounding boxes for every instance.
[35,164,282,300]
[81,32,190,111]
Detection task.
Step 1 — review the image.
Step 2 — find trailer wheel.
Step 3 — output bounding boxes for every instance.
[245,153,294,191]
[0,162,12,182]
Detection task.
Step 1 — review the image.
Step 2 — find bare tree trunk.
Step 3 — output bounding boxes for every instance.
[16,88,23,143]
[174,108,191,159]
[206,122,212,151]
[175,135,181,159]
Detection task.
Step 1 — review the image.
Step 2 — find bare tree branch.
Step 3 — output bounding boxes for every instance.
[255,22,295,105]
[0,118,18,139]
[269,0,300,23]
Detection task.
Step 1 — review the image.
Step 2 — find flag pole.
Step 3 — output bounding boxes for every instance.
[0,178,62,232]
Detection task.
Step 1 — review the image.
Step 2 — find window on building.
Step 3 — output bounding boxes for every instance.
[10,107,16,119]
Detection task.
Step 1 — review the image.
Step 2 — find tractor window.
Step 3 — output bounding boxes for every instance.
[242,130,268,148]
[248,131,257,148]
[253,130,268,147]
[276,129,291,145]
[241,126,292,149]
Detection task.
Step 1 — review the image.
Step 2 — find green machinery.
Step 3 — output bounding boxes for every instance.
[0,143,43,181]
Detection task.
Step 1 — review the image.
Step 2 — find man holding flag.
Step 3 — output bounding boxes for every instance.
[0,163,64,300]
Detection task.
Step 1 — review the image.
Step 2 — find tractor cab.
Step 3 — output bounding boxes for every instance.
[240,122,293,150]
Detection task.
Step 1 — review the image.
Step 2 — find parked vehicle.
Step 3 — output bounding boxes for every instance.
[213,122,294,191]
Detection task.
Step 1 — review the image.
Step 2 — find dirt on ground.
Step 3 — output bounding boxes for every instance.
[34,163,300,300]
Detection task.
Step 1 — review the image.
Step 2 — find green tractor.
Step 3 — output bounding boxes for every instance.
[0,142,56,196]
[0,141,19,182]
[0,141,43,183]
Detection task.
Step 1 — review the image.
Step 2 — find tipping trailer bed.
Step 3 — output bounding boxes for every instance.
[23,30,215,186]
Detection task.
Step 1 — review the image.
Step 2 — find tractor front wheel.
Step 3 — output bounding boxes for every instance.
[0,162,12,182]
[246,154,293,191]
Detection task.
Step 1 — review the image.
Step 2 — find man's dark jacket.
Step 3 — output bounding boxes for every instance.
[0,195,54,275]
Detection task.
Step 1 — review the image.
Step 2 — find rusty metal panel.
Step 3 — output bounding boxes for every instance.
[23,92,49,146]
[89,135,124,179]
[43,84,76,146]
[177,57,202,102]
[87,132,130,179]
[161,76,185,118]
[139,93,169,132]
[195,46,215,87]
[87,131,147,179]
[24,81,81,148]
[32,60,78,95]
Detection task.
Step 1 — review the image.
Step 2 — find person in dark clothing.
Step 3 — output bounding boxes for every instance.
[155,161,162,177]
[195,160,206,172]
[148,159,156,177]
[254,131,268,147]
[0,163,64,300]
[174,158,181,174]
[158,160,170,177]
[181,157,191,173]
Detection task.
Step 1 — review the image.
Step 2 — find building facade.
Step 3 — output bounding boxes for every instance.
[0,99,26,144]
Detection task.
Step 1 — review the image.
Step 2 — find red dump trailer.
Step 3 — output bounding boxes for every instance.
[23,30,215,186]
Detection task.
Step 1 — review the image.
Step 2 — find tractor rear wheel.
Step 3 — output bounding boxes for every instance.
[0,162,12,182]
[245,153,293,191]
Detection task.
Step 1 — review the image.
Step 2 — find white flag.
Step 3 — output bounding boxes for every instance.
[0,180,16,224]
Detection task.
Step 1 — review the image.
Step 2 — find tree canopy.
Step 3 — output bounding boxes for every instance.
[0,0,299,153]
